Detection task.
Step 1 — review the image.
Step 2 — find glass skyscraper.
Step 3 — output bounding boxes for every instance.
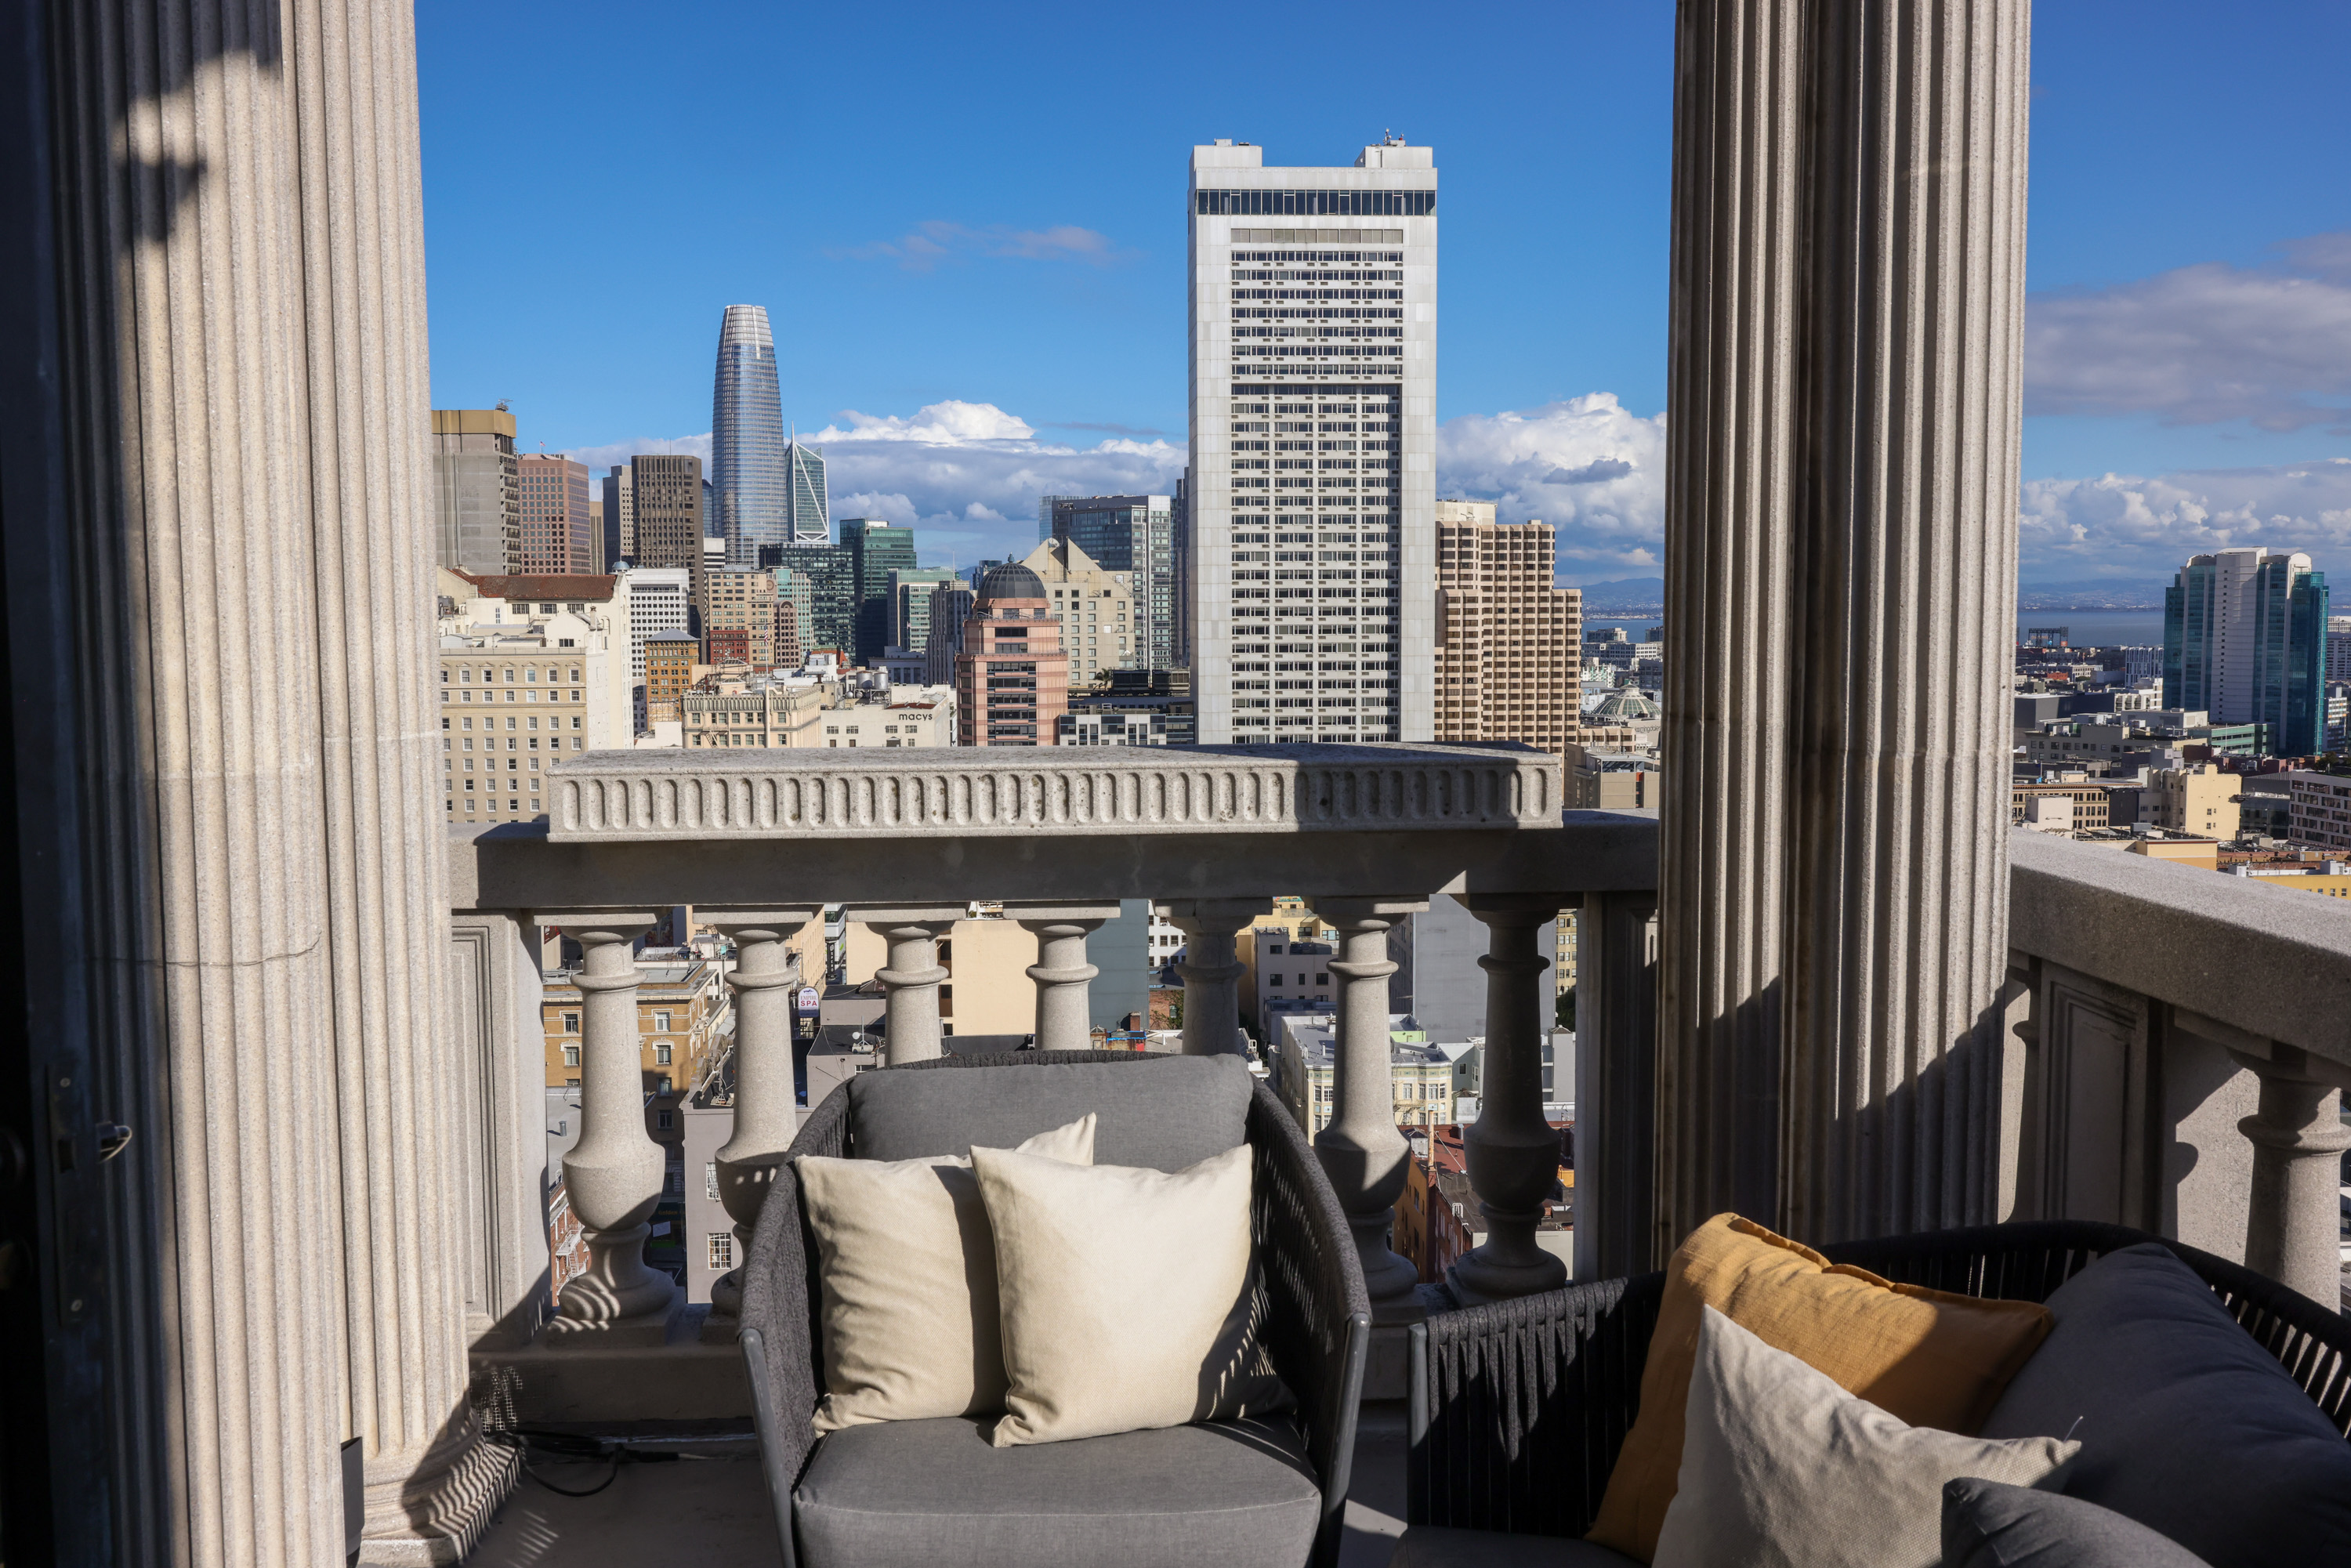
[2164,547,2331,755]
[711,305,788,568]
[788,436,830,545]
[1046,494,1179,672]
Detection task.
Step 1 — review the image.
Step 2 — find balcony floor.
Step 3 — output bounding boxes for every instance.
[465,1407,1411,1566]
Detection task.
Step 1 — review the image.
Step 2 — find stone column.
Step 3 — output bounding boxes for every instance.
[1012,904,1121,1050]
[853,907,961,1063]
[1161,898,1271,1056]
[1449,897,1570,1304]
[546,918,679,1342]
[1310,898,1429,1320]
[2229,1047,2351,1307]
[1660,0,2031,1246]
[283,0,516,1554]
[701,910,819,1342]
[38,4,349,1561]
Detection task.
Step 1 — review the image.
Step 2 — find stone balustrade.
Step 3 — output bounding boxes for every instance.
[450,758,2351,1434]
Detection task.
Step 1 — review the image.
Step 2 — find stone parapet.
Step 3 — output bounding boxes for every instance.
[545,741,1561,842]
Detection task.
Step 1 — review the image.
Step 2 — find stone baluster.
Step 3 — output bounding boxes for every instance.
[1574,892,1663,1280]
[1011,904,1121,1050]
[547,918,679,1342]
[702,908,820,1343]
[1310,898,1429,1320]
[1161,899,1271,1056]
[854,907,962,1063]
[2229,1046,2351,1307]
[1450,896,1570,1304]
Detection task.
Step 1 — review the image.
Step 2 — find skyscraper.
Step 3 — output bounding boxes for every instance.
[773,542,853,654]
[431,407,520,575]
[2164,547,2331,756]
[890,567,963,654]
[712,305,788,568]
[1045,494,1179,672]
[788,436,830,545]
[1188,137,1436,744]
[1433,501,1580,762]
[601,463,633,568]
[516,454,595,574]
[842,518,918,661]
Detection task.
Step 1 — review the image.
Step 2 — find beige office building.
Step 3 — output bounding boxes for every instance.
[843,914,1041,1037]
[1433,501,1580,761]
[818,687,955,748]
[431,407,520,576]
[2154,763,2241,842]
[683,674,828,749]
[702,569,781,669]
[1021,538,1136,687]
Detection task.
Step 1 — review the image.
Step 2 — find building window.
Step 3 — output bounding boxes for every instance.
[657,1107,675,1127]
[654,1012,672,1032]
[563,1012,580,1034]
[708,1233,734,1270]
[705,1161,719,1200]
[563,1044,580,1067]
[654,1043,672,1065]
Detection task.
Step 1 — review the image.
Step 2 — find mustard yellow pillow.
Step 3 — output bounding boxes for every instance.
[1586,1214,2052,1563]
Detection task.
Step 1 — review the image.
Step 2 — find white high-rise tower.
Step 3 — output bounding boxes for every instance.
[1187,137,1436,744]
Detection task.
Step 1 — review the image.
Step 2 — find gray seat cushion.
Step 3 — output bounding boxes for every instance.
[848,1053,1253,1170]
[1388,1525,1640,1567]
[1977,1243,2351,1568]
[1941,1478,2212,1566]
[794,1413,1321,1568]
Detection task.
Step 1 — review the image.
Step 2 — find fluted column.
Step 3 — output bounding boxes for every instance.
[701,909,818,1342]
[1656,0,1806,1248]
[1310,897,1428,1320]
[1450,896,1569,1304]
[853,907,961,1063]
[547,918,679,1342]
[2229,1048,2351,1307]
[1011,903,1121,1050]
[41,5,349,1561]
[1161,898,1271,1056]
[282,0,515,1555]
[1660,0,2031,1247]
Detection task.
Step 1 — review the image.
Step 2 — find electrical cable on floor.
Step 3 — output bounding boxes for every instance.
[485,1427,688,1499]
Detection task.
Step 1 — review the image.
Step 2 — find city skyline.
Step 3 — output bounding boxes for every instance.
[416,2,2351,592]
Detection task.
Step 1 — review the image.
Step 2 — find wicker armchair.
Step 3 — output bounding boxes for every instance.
[740,1050,1371,1568]
[1405,1220,2351,1542]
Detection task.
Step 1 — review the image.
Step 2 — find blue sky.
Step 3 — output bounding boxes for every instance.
[417,1,2351,589]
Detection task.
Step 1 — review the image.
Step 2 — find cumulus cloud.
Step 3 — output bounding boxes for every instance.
[560,433,710,473]
[1433,393,1668,576]
[829,220,1132,272]
[2025,232,2351,433]
[2019,458,2351,584]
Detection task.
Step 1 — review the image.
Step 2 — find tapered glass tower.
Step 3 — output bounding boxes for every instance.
[712,304,788,567]
[788,435,830,545]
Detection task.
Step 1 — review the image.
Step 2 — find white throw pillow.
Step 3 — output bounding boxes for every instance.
[1651,1305,2080,1568]
[973,1141,1285,1447]
[797,1114,1095,1433]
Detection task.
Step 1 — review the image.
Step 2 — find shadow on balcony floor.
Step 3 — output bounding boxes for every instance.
[463,1409,1411,1566]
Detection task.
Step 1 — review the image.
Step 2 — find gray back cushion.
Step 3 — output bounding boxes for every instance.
[1976,1243,2351,1568]
[848,1053,1253,1171]
[1941,1479,2211,1567]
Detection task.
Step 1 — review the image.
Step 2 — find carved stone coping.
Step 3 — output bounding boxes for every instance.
[546,742,1562,842]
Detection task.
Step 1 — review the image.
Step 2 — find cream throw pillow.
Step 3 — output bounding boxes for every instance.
[798,1114,1095,1434]
[973,1142,1284,1447]
[1651,1305,2079,1568]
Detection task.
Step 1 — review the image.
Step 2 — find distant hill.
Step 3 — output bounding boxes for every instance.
[1567,576,1665,611]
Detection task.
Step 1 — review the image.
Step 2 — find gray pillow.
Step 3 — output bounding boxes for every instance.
[1942,1479,2211,1566]
[849,1053,1252,1170]
[1977,1243,2351,1568]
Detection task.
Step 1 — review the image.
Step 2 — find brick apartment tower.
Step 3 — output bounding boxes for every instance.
[1433,500,1581,760]
[955,562,1070,746]
[517,453,594,574]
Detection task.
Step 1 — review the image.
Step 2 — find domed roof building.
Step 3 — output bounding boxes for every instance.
[955,559,1067,746]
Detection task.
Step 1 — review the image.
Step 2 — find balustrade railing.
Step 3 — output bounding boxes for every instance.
[449,752,2349,1429]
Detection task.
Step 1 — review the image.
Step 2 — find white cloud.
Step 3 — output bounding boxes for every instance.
[828,221,1132,273]
[1434,393,1668,576]
[561,433,711,473]
[2019,458,2351,583]
[807,400,1038,444]
[2026,233,2351,433]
